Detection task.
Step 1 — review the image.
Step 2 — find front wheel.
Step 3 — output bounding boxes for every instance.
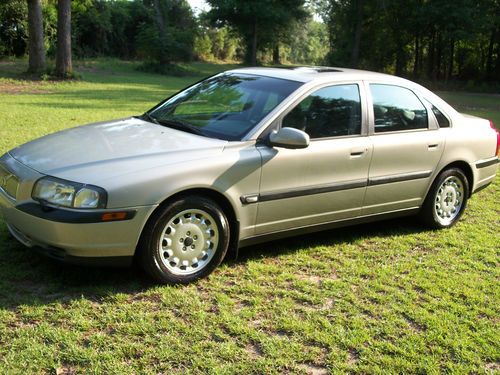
[420,168,469,228]
[139,196,230,284]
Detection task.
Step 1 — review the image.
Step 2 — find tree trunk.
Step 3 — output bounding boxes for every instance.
[395,36,405,76]
[55,0,72,78]
[153,0,166,36]
[447,39,454,82]
[436,32,442,80]
[273,43,280,65]
[152,0,169,64]
[486,28,496,78]
[350,0,363,68]
[427,31,436,80]
[27,0,46,75]
[413,35,420,78]
[494,35,500,80]
[250,19,257,66]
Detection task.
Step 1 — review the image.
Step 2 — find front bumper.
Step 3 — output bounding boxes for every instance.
[0,153,157,263]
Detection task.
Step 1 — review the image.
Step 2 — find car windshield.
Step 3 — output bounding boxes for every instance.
[146,73,302,141]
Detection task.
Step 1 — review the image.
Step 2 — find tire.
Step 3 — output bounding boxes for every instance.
[138,195,230,284]
[420,168,469,229]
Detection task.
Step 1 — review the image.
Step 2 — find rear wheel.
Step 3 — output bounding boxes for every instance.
[139,196,230,284]
[420,168,469,228]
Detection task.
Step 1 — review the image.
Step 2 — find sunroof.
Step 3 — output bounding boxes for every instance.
[292,66,343,73]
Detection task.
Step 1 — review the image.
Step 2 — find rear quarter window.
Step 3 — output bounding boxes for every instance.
[424,99,450,128]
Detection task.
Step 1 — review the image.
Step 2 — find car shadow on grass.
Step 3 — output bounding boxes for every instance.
[0,216,430,310]
[236,216,428,262]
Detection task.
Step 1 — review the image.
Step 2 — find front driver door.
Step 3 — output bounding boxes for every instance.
[253,83,373,234]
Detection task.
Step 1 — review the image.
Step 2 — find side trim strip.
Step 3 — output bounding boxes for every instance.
[241,179,368,204]
[260,179,368,202]
[240,170,433,204]
[476,157,499,169]
[368,170,432,186]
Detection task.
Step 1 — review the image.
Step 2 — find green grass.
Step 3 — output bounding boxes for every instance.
[436,91,500,128]
[0,59,499,374]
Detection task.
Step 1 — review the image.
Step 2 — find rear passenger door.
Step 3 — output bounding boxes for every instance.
[363,83,445,215]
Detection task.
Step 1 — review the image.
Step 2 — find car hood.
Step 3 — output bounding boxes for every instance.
[9,117,228,180]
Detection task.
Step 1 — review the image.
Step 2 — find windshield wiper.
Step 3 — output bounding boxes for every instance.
[139,112,159,125]
[156,118,207,137]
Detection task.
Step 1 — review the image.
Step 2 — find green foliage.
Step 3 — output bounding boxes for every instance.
[276,20,329,65]
[319,0,500,81]
[138,0,196,64]
[206,0,309,64]
[0,0,27,57]
[72,0,134,58]
[194,26,242,61]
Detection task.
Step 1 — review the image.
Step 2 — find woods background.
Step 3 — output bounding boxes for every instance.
[1,0,499,88]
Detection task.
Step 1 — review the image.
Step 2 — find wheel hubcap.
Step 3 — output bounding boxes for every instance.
[434,176,464,225]
[159,209,219,275]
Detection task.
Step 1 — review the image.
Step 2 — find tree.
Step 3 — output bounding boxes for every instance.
[27,0,46,74]
[136,0,197,65]
[55,0,72,77]
[0,0,27,58]
[206,0,308,65]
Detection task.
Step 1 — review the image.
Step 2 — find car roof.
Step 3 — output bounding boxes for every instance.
[226,66,459,118]
[226,66,407,84]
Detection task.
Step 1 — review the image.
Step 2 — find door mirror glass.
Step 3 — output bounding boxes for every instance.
[268,127,310,149]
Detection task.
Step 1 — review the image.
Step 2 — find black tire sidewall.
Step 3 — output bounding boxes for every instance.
[141,196,230,284]
[422,168,469,229]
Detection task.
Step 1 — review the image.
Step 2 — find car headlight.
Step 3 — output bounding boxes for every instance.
[32,177,107,209]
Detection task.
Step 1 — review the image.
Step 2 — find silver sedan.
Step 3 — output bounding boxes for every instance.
[0,67,498,283]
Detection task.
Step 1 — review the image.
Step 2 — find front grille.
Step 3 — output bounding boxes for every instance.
[0,165,19,200]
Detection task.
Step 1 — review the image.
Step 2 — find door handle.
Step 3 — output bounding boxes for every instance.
[350,148,367,157]
[428,144,439,150]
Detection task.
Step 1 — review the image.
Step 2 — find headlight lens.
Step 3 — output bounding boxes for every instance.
[32,177,107,209]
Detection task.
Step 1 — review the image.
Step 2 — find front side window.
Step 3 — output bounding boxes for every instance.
[282,84,362,138]
[371,84,428,132]
[148,74,302,141]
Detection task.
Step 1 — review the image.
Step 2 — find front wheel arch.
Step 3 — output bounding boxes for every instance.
[135,188,239,261]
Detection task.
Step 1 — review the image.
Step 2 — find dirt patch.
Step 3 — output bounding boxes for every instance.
[485,362,500,371]
[298,363,328,375]
[55,366,77,375]
[347,348,359,365]
[0,81,53,95]
[296,274,322,285]
[245,341,263,359]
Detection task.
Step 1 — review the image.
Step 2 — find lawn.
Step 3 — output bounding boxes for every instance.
[0,59,498,374]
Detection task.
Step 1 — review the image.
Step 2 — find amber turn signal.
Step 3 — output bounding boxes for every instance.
[101,212,128,221]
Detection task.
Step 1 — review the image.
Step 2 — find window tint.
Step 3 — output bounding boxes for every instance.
[424,99,450,128]
[282,84,361,138]
[150,74,301,141]
[370,84,428,132]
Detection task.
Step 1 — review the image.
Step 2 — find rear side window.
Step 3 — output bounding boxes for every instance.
[424,99,450,128]
[370,84,428,132]
[283,84,362,138]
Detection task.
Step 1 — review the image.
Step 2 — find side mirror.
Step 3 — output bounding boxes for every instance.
[268,127,310,149]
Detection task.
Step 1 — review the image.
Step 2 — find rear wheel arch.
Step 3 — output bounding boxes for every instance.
[435,161,473,197]
[420,167,469,228]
